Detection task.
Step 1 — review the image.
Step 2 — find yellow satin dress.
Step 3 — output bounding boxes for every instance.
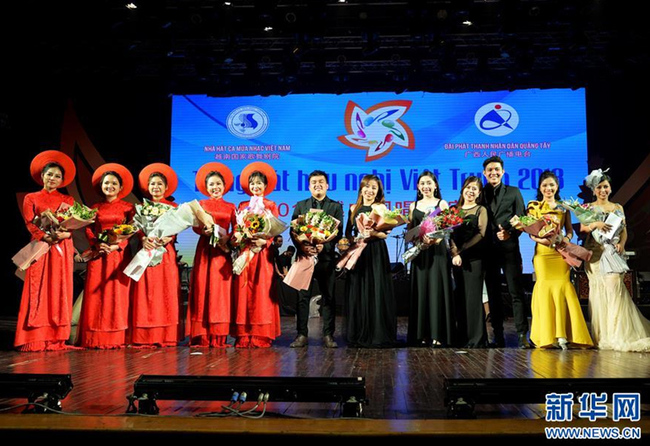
[528,201,594,348]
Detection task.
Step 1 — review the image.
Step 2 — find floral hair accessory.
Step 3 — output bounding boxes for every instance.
[584,168,610,191]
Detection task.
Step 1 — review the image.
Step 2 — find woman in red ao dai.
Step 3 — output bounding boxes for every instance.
[15,151,77,351]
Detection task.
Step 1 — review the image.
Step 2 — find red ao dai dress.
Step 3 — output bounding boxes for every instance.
[187,197,237,347]
[130,198,181,347]
[231,198,281,348]
[15,190,75,351]
[78,199,135,348]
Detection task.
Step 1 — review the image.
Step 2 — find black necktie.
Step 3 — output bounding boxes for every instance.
[490,186,499,212]
[313,199,323,210]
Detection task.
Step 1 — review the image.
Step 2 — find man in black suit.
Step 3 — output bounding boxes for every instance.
[289,170,343,348]
[481,156,531,348]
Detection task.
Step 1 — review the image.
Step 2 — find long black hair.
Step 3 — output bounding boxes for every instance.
[349,174,385,226]
[415,170,441,201]
[536,170,561,201]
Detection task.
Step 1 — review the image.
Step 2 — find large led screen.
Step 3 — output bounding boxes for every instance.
[171,89,587,273]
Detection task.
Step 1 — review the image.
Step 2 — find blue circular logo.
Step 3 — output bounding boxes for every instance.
[474,102,519,136]
[226,106,270,139]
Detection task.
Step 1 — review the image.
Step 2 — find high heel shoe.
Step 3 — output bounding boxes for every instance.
[558,337,568,350]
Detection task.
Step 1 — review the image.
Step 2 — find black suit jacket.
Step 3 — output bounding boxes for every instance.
[291,196,344,263]
[481,183,525,243]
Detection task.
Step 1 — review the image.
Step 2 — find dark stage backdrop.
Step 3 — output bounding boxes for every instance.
[2,74,649,317]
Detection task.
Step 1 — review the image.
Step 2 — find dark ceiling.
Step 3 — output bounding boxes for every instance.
[4,0,649,95]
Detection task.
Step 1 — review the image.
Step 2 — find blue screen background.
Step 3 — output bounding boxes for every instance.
[171,89,587,273]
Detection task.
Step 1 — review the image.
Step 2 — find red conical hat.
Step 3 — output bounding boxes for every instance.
[30,150,76,187]
[239,161,277,196]
[195,162,234,197]
[139,163,178,198]
[92,163,134,199]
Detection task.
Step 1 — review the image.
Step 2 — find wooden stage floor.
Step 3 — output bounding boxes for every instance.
[1,316,649,439]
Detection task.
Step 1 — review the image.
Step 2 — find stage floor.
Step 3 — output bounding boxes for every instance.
[1,316,649,421]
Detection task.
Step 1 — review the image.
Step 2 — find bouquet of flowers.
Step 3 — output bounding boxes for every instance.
[402,207,464,263]
[511,210,592,268]
[557,198,602,225]
[231,197,288,275]
[291,209,340,245]
[336,205,407,272]
[334,205,412,271]
[36,202,97,233]
[135,199,174,228]
[12,201,95,276]
[50,202,97,230]
[589,211,629,274]
[233,212,268,246]
[565,201,626,271]
[124,199,218,281]
[121,199,175,281]
[367,207,409,233]
[284,209,341,290]
[140,199,171,218]
[511,213,560,239]
[434,207,464,232]
[335,212,375,271]
[98,224,137,244]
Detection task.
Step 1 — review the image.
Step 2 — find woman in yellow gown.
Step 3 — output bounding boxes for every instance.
[526,171,593,349]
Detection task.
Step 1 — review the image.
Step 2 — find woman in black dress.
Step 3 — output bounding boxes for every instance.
[407,170,455,347]
[450,176,488,348]
[344,174,396,347]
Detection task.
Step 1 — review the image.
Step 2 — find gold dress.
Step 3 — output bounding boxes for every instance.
[528,201,593,348]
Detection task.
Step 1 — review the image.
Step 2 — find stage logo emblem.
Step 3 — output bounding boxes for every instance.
[226,106,270,139]
[474,102,519,137]
[338,100,415,161]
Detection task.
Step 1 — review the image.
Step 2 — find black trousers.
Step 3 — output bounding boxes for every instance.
[484,238,529,336]
[278,277,298,316]
[296,259,336,337]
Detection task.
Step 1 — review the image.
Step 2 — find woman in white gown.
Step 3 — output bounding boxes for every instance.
[581,169,650,352]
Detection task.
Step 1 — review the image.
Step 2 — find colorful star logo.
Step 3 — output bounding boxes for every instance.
[337,100,415,161]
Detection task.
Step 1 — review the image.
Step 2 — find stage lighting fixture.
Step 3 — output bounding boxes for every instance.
[127,375,367,417]
[0,373,73,413]
[444,378,650,419]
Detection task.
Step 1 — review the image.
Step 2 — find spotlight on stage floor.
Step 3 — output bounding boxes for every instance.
[444,378,650,419]
[127,375,367,417]
[0,373,73,413]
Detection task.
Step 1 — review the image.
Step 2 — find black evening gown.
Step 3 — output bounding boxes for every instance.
[451,205,488,348]
[407,206,456,346]
[345,205,397,348]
